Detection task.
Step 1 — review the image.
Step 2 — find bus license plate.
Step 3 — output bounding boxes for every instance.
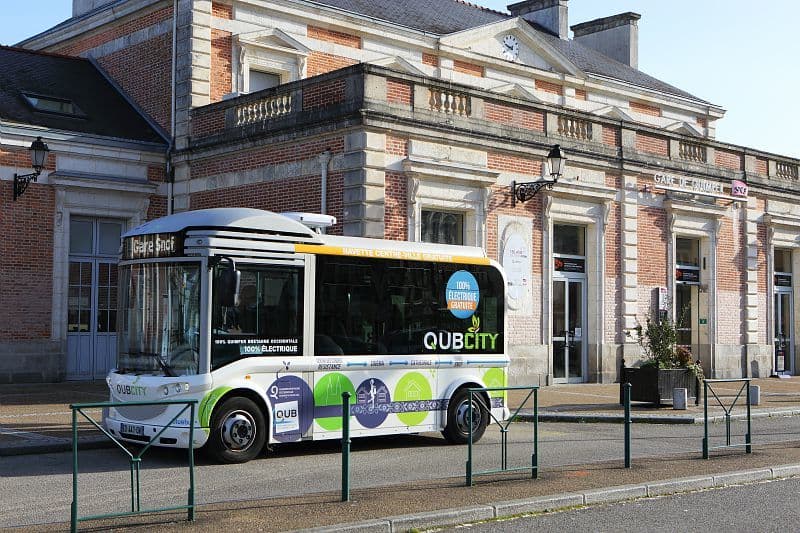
[120,423,144,436]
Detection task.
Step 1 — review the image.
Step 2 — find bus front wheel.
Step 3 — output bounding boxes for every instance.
[443,389,489,444]
[207,396,266,464]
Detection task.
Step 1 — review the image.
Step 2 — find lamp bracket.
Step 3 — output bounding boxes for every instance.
[13,171,40,201]
[511,178,556,207]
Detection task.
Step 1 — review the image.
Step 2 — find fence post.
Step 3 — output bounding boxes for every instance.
[623,382,631,468]
[466,389,474,486]
[188,402,196,521]
[341,391,351,502]
[533,388,538,479]
[71,408,78,533]
[746,383,752,454]
[702,381,709,459]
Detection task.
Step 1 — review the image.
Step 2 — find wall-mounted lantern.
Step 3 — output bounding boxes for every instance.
[13,136,50,201]
[511,144,566,207]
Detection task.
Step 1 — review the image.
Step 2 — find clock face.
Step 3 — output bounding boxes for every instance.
[501,34,519,60]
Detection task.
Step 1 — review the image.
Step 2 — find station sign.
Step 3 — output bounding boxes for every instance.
[122,232,183,260]
[652,174,748,201]
[775,274,793,287]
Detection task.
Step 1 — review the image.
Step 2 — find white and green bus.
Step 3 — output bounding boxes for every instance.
[105,208,508,463]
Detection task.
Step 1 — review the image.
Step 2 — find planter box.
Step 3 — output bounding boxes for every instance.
[620,366,699,406]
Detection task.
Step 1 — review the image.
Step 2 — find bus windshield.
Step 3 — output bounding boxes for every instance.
[117,262,201,376]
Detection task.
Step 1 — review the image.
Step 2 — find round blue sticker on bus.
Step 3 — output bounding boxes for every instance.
[353,378,391,428]
[446,270,480,319]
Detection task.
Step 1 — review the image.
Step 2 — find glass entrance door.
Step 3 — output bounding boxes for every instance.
[774,290,793,374]
[552,279,585,383]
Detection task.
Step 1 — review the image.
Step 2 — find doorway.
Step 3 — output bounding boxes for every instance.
[66,218,123,380]
[552,224,587,383]
[774,248,794,374]
[552,278,585,382]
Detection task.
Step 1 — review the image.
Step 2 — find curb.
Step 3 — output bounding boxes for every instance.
[298,463,800,532]
[524,408,800,425]
[0,437,113,457]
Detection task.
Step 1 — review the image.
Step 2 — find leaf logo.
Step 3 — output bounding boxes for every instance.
[468,315,481,333]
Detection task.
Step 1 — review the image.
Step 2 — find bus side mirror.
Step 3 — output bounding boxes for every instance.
[215,258,240,308]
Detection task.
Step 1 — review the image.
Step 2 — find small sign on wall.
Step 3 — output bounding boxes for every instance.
[658,287,669,311]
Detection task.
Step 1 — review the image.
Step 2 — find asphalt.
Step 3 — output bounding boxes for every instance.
[3,377,800,531]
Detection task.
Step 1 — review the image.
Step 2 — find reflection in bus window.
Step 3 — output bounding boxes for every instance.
[211,265,303,370]
[314,256,504,356]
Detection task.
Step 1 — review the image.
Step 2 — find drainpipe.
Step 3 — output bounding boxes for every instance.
[319,149,332,232]
[167,0,178,215]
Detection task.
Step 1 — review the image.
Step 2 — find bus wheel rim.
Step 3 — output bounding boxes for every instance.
[455,399,482,435]
[221,410,256,450]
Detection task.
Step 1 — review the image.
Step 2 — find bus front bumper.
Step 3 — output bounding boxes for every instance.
[104,416,209,449]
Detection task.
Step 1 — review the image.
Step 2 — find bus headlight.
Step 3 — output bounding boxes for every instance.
[174,384,182,394]
[163,386,170,396]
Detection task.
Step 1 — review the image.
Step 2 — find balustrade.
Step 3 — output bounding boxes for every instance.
[776,161,798,180]
[235,93,293,126]
[558,116,592,140]
[429,88,471,116]
[678,141,706,163]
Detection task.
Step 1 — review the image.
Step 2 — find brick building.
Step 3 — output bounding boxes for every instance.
[7,0,800,383]
[0,46,166,382]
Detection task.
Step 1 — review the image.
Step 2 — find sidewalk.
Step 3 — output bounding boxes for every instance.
[2,377,800,456]
[4,377,800,532]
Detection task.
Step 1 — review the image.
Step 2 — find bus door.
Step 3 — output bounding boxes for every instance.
[211,260,310,441]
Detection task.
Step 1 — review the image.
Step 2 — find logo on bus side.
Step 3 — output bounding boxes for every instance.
[445,271,479,319]
[116,384,146,396]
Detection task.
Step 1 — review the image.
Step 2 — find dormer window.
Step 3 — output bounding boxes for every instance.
[23,93,83,117]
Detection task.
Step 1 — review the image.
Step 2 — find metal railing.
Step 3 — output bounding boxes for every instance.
[70,400,198,532]
[702,379,752,458]
[466,386,539,486]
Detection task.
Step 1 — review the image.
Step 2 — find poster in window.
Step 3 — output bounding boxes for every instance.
[676,268,700,283]
[554,257,585,273]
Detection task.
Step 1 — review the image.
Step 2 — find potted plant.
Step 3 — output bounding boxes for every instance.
[620,310,704,406]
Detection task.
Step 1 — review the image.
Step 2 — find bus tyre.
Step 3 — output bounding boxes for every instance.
[443,389,489,444]
[207,397,266,464]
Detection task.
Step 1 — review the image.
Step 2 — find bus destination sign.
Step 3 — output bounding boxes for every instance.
[123,232,182,260]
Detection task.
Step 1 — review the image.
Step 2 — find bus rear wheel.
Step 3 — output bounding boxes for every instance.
[442,389,489,444]
[207,396,266,464]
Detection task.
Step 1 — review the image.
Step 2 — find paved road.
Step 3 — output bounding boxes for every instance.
[451,477,800,532]
[2,416,799,528]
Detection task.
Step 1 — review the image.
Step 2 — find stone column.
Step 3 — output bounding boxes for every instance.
[340,131,386,238]
[621,173,640,366]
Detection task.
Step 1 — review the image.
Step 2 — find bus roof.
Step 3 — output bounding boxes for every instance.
[123,208,321,241]
[124,208,489,263]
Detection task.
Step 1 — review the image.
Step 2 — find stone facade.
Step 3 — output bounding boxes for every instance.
[9,0,800,384]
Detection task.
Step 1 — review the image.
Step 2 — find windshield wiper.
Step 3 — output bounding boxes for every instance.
[131,351,177,377]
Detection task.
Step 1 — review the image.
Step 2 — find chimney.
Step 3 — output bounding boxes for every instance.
[571,12,641,69]
[508,0,569,40]
[73,0,115,17]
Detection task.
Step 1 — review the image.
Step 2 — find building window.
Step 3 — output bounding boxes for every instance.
[248,69,281,92]
[421,210,463,245]
[553,224,585,256]
[23,93,84,117]
[775,249,793,274]
[676,237,700,267]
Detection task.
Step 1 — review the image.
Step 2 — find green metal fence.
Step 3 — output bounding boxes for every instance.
[702,379,752,458]
[466,385,538,486]
[70,399,198,532]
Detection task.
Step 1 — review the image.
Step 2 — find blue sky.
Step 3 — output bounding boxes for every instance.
[2,0,798,158]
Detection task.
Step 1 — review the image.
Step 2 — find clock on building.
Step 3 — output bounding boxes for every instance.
[501,34,519,61]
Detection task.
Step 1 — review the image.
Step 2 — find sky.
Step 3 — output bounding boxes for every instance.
[1,0,798,158]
